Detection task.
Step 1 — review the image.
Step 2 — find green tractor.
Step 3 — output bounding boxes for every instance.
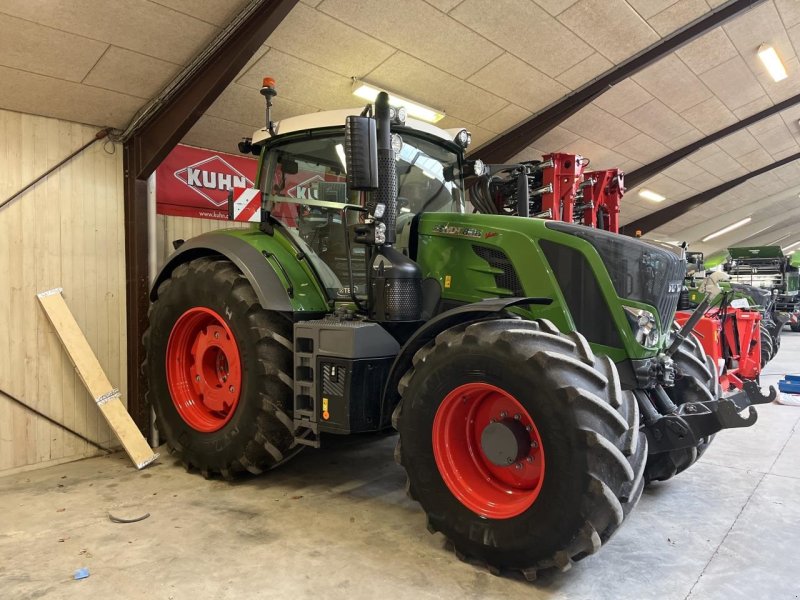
[144,87,773,579]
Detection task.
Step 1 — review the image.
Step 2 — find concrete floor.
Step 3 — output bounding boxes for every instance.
[2,334,800,600]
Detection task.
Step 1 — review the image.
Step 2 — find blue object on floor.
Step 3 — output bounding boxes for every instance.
[73,568,90,580]
[778,376,800,394]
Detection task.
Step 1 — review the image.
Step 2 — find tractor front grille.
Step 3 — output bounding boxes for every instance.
[472,245,524,296]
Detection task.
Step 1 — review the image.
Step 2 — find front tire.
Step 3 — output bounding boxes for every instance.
[143,257,298,478]
[644,332,717,484]
[395,319,646,580]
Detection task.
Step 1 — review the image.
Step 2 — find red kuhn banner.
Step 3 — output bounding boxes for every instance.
[156,144,258,220]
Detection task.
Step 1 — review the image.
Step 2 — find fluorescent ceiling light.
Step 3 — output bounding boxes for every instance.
[701,217,752,242]
[352,80,445,123]
[758,44,787,82]
[638,189,666,202]
[783,240,800,252]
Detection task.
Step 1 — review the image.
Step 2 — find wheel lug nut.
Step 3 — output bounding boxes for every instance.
[489,418,496,423]
[514,414,520,420]
[515,463,523,470]
[214,332,220,339]
[195,375,201,382]
[500,411,507,418]
[530,441,538,448]
[526,456,533,463]
[222,376,227,382]
[525,425,531,432]
[506,457,514,464]
[229,385,235,393]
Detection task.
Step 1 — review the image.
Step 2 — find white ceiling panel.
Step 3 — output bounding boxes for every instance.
[558,0,659,63]
[631,54,713,113]
[83,47,181,100]
[592,79,654,118]
[675,26,739,75]
[0,13,107,83]
[468,53,570,113]
[680,96,738,134]
[622,99,695,143]
[265,3,394,77]
[451,0,593,78]
[699,56,768,111]
[320,0,504,79]
[648,0,712,36]
[0,0,221,64]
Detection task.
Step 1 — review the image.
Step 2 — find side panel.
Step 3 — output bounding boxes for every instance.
[414,213,652,362]
[151,228,329,314]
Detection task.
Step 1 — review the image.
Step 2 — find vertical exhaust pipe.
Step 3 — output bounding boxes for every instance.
[369,92,397,245]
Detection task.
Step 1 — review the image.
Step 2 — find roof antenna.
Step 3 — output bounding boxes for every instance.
[261,77,277,136]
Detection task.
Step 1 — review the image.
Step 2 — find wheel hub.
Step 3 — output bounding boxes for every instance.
[432,382,545,519]
[480,419,530,467]
[166,307,242,432]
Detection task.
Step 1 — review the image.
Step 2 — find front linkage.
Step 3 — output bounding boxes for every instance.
[642,380,775,454]
[639,299,776,455]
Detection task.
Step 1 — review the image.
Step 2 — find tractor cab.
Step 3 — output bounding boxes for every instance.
[249,116,467,301]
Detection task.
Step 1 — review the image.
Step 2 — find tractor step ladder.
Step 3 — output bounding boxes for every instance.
[292,326,321,448]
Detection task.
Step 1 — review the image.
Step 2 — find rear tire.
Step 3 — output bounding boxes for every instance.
[645,333,717,484]
[395,319,646,579]
[143,257,298,477]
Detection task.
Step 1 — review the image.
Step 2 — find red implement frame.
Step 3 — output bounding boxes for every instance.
[538,153,624,232]
[675,307,762,391]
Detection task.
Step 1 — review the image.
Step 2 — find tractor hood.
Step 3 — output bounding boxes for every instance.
[545,221,686,331]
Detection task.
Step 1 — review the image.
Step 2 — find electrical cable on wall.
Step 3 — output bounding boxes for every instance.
[0,127,113,213]
[0,386,113,453]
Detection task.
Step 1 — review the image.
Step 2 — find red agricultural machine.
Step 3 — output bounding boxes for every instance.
[468,151,624,232]
[675,306,762,391]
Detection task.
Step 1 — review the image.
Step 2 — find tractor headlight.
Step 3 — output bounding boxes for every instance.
[391,133,403,156]
[623,306,659,347]
[454,129,471,148]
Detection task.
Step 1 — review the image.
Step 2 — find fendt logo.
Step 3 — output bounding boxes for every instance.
[173,156,254,207]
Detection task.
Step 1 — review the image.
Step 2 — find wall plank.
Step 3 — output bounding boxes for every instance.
[0,110,125,474]
[156,214,249,267]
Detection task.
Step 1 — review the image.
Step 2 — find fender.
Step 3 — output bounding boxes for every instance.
[381,297,552,426]
[151,231,294,312]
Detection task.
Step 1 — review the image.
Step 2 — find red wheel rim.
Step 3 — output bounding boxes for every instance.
[166,307,242,432]
[432,382,545,519]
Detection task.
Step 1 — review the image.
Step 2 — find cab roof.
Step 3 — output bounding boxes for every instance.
[252,107,465,146]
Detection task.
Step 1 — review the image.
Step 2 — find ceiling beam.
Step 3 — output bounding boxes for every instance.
[620,151,800,237]
[469,0,765,164]
[126,0,298,179]
[123,0,298,433]
[626,91,800,188]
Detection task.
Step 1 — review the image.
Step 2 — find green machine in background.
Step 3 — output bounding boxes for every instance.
[142,87,773,579]
[725,246,800,332]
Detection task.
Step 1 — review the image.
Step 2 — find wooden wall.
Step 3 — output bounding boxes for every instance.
[0,110,126,475]
[156,214,248,267]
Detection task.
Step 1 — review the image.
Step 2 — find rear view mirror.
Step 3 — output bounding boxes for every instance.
[279,157,299,174]
[344,115,378,190]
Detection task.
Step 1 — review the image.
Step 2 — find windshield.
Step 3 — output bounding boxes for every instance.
[261,130,464,299]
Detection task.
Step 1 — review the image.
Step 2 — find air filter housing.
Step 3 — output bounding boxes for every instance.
[368,246,422,322]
